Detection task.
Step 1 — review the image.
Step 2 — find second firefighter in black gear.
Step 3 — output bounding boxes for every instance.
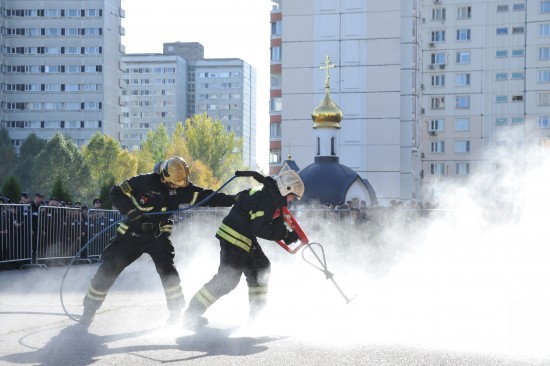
[183,170,304,330]
[81,156,237,325]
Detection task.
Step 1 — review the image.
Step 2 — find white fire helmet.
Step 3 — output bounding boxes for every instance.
[275,170,305,200]
[160,156,190,187]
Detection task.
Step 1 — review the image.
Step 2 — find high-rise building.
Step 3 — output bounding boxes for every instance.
[121,43,257,169]
[270,0,550,205]
[270,1,417,205]
[0,0,124,151]
[119,54,187,151]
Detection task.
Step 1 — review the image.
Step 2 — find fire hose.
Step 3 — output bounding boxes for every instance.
[61,170,354,322]
[235,170,355,304]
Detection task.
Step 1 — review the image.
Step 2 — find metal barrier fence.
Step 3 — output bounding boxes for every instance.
[1,205,445,270]
[0,204,33,265]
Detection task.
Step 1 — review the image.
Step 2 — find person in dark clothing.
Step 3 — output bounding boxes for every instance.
[80,156,238,325]
[182,170,305,330]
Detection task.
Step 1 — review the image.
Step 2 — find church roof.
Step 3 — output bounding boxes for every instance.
[298,156,374,205]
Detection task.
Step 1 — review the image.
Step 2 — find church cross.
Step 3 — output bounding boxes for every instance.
[320,55,336,88]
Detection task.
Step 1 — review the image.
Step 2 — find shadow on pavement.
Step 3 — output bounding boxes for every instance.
[0,323,281,365]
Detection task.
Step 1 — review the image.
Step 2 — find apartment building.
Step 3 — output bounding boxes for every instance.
[121,43,257,169]
[119,54,187,151]
[270,0,550,204]
[421,0,550,200]
[269,0,418,205]
[0,0,124,150]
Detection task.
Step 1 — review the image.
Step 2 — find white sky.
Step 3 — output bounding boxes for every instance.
[121,0,274,172]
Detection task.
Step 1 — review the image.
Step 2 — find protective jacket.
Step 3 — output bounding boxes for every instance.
[111,172,234,234]
[216,176,289,252]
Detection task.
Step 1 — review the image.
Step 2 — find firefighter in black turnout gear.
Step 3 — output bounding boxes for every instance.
[182,170,305,330]
[81,156,237,325]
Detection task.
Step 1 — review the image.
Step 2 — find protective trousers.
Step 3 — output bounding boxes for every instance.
[83,230,185,315]
[186,239,271,318]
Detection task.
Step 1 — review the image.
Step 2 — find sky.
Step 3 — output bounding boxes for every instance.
[121,0,274,171]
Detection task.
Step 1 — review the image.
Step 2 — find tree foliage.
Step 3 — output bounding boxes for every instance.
[0,128,17,186]
[143,124,170,163]
[184,113,243,182]
[15,134,46,191]
[51,176,72,203]
[31,134,91,200]
[82,132,137,188]
[1,176,21,203]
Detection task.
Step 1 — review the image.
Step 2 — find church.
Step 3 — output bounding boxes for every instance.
[278,56,377,207]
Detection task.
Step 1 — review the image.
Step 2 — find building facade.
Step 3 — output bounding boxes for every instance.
[122,43,257,169]
[119,54,187,151]
[270,0,419,205]
[0,0,124,150]
[270,0,550,205]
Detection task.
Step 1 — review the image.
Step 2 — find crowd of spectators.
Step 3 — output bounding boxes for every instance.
[0,192,113,269]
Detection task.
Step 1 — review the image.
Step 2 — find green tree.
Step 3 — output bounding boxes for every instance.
[98,177,115,209]
[82,132,137,188]
[15,134,47,191]
[0,128,17,187]
[184,113,243,182]
[143,124,170,163]
[51,176,72,203]
[32,134,91,200]
[1,175,21,203]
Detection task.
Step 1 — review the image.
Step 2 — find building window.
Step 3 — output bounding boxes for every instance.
[456,163,470,176]
[455,118,470,131]
[270,46,281,61]
[271,21,282,35]
[431,30,446,42]
[496,50,508,58]
[512,49,525,57]
[431,52,446,65]
[269,148,281,163]
[496,27,508,35]
[497,4,509,12]
[496,118,508,125]
[537,116,550,128]
[430,119,445,132]
[457,6,471,19]
[496,73,508,80]
[270,123,281,138]
[456,96,471,109]
[511,72,524,80]
[432,8,446,20]
[456,51,471,64]
[538,92,550,105]
[513,3,525,11]
[455,73,470,86]
[512,95,524,102]
[539,47,550,59]
[539,24,550,36]
[541,1,550,13]
[456,29,471,41]
[454,140,470,153]
[496,95,508,103]
[430,163,446,176]
[512,26,525,34]
[270,97,282,112]
[512,117,524,125]
[538,70,550,82]
[431,96,445,109]
[431,141,445,153]
[431,74,445,86]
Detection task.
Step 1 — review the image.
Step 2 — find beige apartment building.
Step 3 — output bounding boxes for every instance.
[269,0,550,205]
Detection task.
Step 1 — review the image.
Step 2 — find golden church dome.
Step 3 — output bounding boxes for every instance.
[311,55,343,129]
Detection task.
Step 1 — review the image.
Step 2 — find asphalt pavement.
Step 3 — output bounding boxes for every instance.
[1,259,548,366]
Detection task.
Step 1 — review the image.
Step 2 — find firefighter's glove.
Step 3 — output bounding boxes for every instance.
[284,230,300,245]
[126,208,142,222]
[233,190,248,204]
